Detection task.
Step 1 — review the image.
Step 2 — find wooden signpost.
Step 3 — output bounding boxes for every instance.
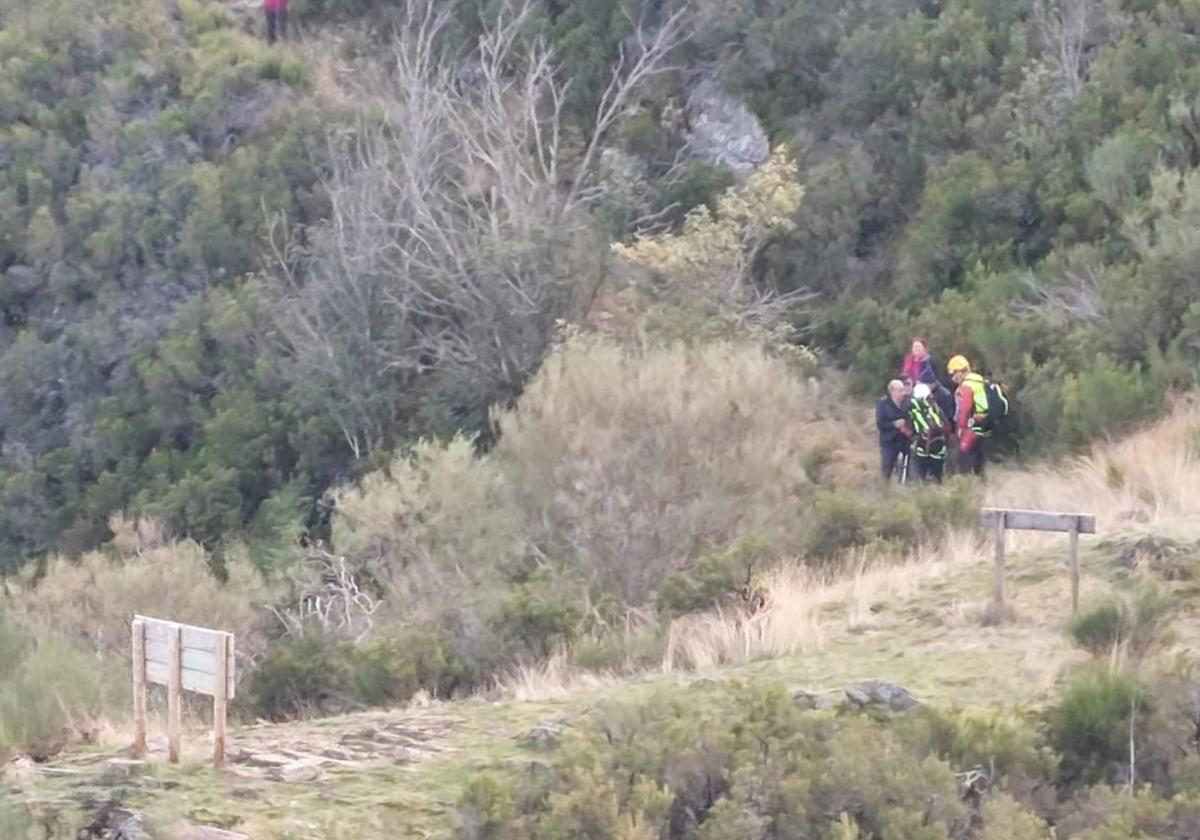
[131,615,235,766]
[979,508,1097,619]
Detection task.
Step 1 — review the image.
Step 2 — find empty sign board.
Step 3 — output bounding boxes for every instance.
[136,615,235,699]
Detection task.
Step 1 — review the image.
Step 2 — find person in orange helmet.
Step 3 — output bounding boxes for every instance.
[947,355,990,475]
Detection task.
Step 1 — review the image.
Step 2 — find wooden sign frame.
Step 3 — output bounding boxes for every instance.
[131,615,235,766]
[979,508,1097,619]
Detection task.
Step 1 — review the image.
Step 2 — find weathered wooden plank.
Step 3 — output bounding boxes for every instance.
[167,626,182,764]
[1069,523,1081,615]
[139,618,223,653]
[145,640,220,674]
[979,509,1096,534]
[131,620,147,756]
[147,661,235,699]
[213,634,230,766]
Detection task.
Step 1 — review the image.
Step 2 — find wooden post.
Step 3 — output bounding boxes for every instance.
[1069,520,1080,616]
[131,619,147,756]
[992,512,1007,613]
[212,634,230,767]
[167,625,183,764]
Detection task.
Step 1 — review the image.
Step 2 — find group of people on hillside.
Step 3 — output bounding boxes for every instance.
[876,339,1008,483]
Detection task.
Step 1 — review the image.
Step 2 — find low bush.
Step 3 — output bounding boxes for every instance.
[1067,583,1177,663]
[1048,667,1148,787]
[248,632,355,720]
[804,483,981,561]
[249,628,448,719]
[657,539,773,617]
[0,616,118,762]
[5,517,272,662]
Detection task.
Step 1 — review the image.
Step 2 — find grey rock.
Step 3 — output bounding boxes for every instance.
[520,720,565,750]
[98,758,147,785]
[274,758,324,783]
[684,78,770,174]
[791,688,835,710]
[842,681,922,713]
[177,828,251,840]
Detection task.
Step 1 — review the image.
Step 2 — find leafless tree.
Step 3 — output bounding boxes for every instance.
[1033,0,1125,104]
[269,544,381,643]
[267,0,689,458]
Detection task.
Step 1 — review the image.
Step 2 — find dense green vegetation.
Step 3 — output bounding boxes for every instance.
[7,2,1200,832]
[459,670,1200,839]
[6,0,1200,565]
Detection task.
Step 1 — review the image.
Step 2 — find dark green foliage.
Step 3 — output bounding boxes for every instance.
[350,633,446,707]
[804,483,980,560]
[492,570,585,660]
[248,630,447,719]
[1068,583,1177,661]
[657,540,772,617]
[1048,667,1148,787]
[248,633,356,720]
[7,0,1200,566]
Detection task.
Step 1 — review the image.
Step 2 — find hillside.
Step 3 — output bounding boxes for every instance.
[6,406,1200,837]
[8,0,1200,836]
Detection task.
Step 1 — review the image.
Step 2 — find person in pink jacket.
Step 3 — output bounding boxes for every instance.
[264,0,288,44]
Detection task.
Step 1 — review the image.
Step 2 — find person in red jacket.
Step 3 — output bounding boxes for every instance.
[948,354,989,475]
[264,0,288,45]
[901,337,936,387]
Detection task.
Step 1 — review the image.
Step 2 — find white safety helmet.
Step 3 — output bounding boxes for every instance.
[912,383,932,401]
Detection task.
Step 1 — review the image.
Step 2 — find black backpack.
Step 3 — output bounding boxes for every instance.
[984,380,1010,424]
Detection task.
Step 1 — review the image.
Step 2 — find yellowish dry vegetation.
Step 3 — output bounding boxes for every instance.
[499,401,1200,703]
[6,516,270,661]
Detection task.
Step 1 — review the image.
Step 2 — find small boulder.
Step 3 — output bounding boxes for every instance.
[520,717,567,750]
[842,681,922,713]
[791,688,835,710]
[177,828,251,840]
[98,758,147,785]
[274,758,324,783]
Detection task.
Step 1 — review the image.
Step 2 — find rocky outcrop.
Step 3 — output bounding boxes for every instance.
[683,78,770,174]
[792,681,923,715]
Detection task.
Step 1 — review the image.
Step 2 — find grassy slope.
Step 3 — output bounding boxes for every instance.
[8,405,1200,838]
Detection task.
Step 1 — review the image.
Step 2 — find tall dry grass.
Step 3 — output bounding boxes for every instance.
[660,531,987,671]
[987,398,1200,546]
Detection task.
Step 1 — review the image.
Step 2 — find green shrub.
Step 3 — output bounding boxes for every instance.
[247,633,355,720]
[0,616,117,762]
[492,570,585,660]
[658,539,773,617]
[1068,583,1177,662]
[351,633,446,707]
[1059,356,1161,448]
[805,490,875,560]
[1048,667,1148,787]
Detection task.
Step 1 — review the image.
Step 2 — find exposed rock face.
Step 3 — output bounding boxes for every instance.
[684,78,770,174]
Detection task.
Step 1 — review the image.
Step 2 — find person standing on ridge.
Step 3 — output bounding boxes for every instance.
[948,355,991,475]
[876,379,912,481]
[908,382,949,482]
[265,0,289,45]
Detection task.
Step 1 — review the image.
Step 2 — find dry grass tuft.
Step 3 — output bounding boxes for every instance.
[494,651,618,702]
[988,398,1200,547]
[661,531,990,672]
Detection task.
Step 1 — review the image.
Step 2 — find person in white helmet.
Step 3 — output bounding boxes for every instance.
[908,382,949,482]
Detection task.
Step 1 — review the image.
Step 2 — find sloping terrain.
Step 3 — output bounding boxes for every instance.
[9,415,1200,838]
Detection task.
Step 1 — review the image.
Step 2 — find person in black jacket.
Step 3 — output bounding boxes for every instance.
[876,379,912,481]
